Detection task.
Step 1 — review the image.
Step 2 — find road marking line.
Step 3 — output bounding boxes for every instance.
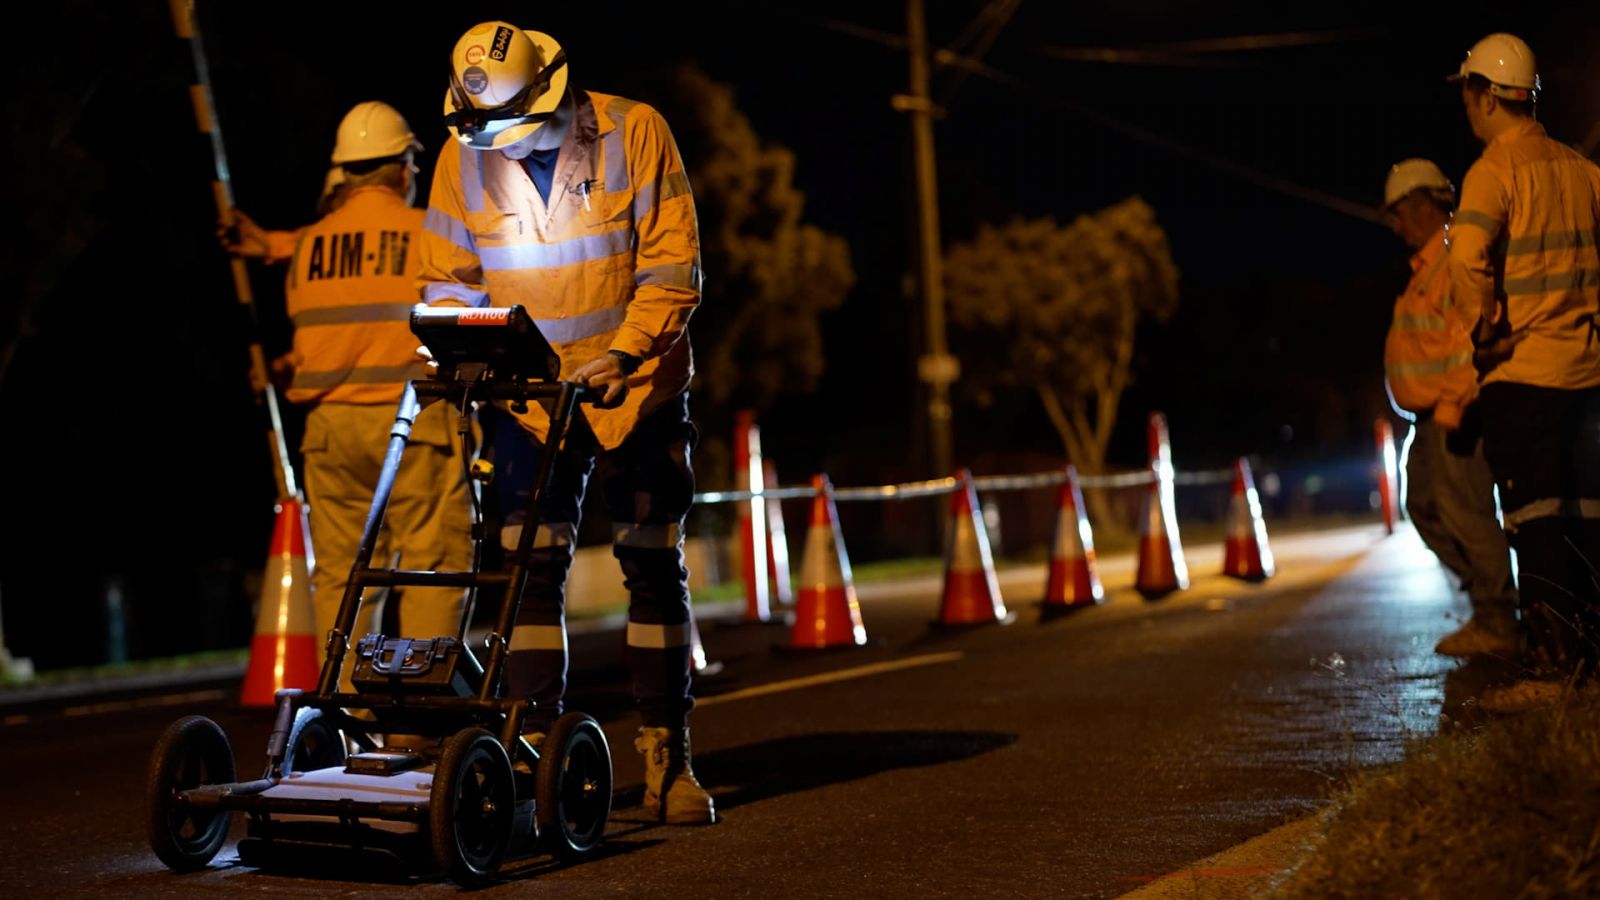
[62,688,228,718]
[697,652,964,708]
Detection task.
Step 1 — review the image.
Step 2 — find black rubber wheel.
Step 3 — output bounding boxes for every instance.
[536,712,612,858]
[145,715,236,871]
[284,708,346,773]
[429,727,514,886]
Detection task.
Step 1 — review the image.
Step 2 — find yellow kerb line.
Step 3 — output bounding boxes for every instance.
[696,652,963,708]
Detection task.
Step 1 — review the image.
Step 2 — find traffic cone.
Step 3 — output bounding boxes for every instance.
[734,410,772,623]
[1043,466,1103,609]
[1223,458,1275,581]
[937,470,1014,627]
[1375,418,1399,535]
[1135,412,1190,599]
[764,458,794,608]
[788,475,867,650]
[240,497,320,706]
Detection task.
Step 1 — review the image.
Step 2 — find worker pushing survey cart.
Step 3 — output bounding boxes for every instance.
[145,306,617,886]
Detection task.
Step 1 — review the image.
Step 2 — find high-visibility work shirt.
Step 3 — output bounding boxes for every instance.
[417,91,701,450]
[284,186,428,405]
[1385,228,1477,428]
[1449,119,1600,390]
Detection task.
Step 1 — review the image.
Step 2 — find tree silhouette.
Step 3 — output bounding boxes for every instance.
[945,197,1179,525]
[641,65,855,484]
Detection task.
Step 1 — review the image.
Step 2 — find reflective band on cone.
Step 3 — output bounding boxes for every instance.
[764,458,794,608]
[788,474,868,650]
[1223,458,1275,581]
[1043,465,1103,608]
[241,497,320,706]
[735,410,772,622]
[1135,412,1189,599]
[937,470,1012,627]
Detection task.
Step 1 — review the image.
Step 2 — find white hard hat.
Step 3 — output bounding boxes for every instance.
[1447,33,1539,101]
[331,101,422,165]
[1383,159,1454,211]
[443,22,569,151]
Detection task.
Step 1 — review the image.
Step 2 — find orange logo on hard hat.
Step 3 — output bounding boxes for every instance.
[464,45,486,65]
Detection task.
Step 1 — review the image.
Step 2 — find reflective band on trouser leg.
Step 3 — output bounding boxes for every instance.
[619,545,694,729]
[1501,497,1600,533]
[504,544,577,729]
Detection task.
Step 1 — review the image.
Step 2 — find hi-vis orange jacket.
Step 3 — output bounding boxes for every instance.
[1385,228,1477,429]
[1449,119,1600,390]
[284,185,428,405]
[416,91,701,450]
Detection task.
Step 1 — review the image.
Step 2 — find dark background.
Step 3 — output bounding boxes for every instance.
[4,1,1596,669]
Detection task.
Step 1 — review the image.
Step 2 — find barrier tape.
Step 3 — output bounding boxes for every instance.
[694,466,1236,505]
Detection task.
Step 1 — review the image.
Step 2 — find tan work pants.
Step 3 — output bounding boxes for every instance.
[302,401,473,684]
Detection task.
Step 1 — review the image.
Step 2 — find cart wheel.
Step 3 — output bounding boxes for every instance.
[536,712,612,858]
[429,727,514,886]
[145,715,236,871]
[284,708,346,773]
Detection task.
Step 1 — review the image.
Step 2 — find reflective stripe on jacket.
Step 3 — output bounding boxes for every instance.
[284,186,428,405]
[1384,228,1477,428]
[416,90,701,450]
[1448,119,1600,390]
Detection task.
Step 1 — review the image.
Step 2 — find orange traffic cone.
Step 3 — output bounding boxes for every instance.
[764,458,794,608]
[1223,458,1275,581]
[788,475,867,650]
[1135,412,1189,599]
[937,470,1014,627]
[241,497,320,706]
[1043,466,1103,609]
[734,410,772,623]
[1375,417,1399,535]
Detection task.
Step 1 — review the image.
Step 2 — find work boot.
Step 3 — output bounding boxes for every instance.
[635,727,717,825]
[1478,678,1565,714]
[1434,620,1518,659]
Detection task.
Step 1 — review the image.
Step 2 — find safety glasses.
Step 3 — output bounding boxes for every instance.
[445,51,567,138]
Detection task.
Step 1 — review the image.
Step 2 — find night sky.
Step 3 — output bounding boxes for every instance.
[4,1,1597,668]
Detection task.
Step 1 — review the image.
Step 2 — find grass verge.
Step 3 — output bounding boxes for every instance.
[1273,683,1600,898]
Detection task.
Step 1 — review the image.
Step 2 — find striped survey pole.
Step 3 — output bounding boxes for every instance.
[169,0,297,501]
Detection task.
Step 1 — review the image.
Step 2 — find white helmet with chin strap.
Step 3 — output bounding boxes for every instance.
[443,22,569,151]
[1447,33,1539,102]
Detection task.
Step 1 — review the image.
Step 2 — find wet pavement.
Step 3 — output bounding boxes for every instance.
[0,523,1486,898]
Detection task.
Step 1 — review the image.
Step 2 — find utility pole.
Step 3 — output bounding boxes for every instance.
[894,0,957,479]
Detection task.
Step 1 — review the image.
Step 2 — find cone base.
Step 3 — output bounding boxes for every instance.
[789,587,868,650]
[1044,559,1104,608]
[240,633,320,706]
[931,610,1018,630]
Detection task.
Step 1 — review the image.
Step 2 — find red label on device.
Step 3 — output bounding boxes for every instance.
[457,309,511,326]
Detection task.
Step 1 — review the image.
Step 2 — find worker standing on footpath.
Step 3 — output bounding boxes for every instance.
[1380,159,1519,660]
[1446,33,1600,712]
[238,102,475,681]
[416,22,714,824]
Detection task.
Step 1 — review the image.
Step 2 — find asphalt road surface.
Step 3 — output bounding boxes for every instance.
[1,524,1488,898]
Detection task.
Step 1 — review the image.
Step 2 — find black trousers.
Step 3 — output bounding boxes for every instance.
[1477,382,1600,674]
[493,392,698,729]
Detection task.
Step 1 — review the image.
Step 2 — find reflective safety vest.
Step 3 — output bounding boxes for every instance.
[1385,228,1477,428]
[416,90,701,450]
[1449,119,1600,390]
[284,186,428,405]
